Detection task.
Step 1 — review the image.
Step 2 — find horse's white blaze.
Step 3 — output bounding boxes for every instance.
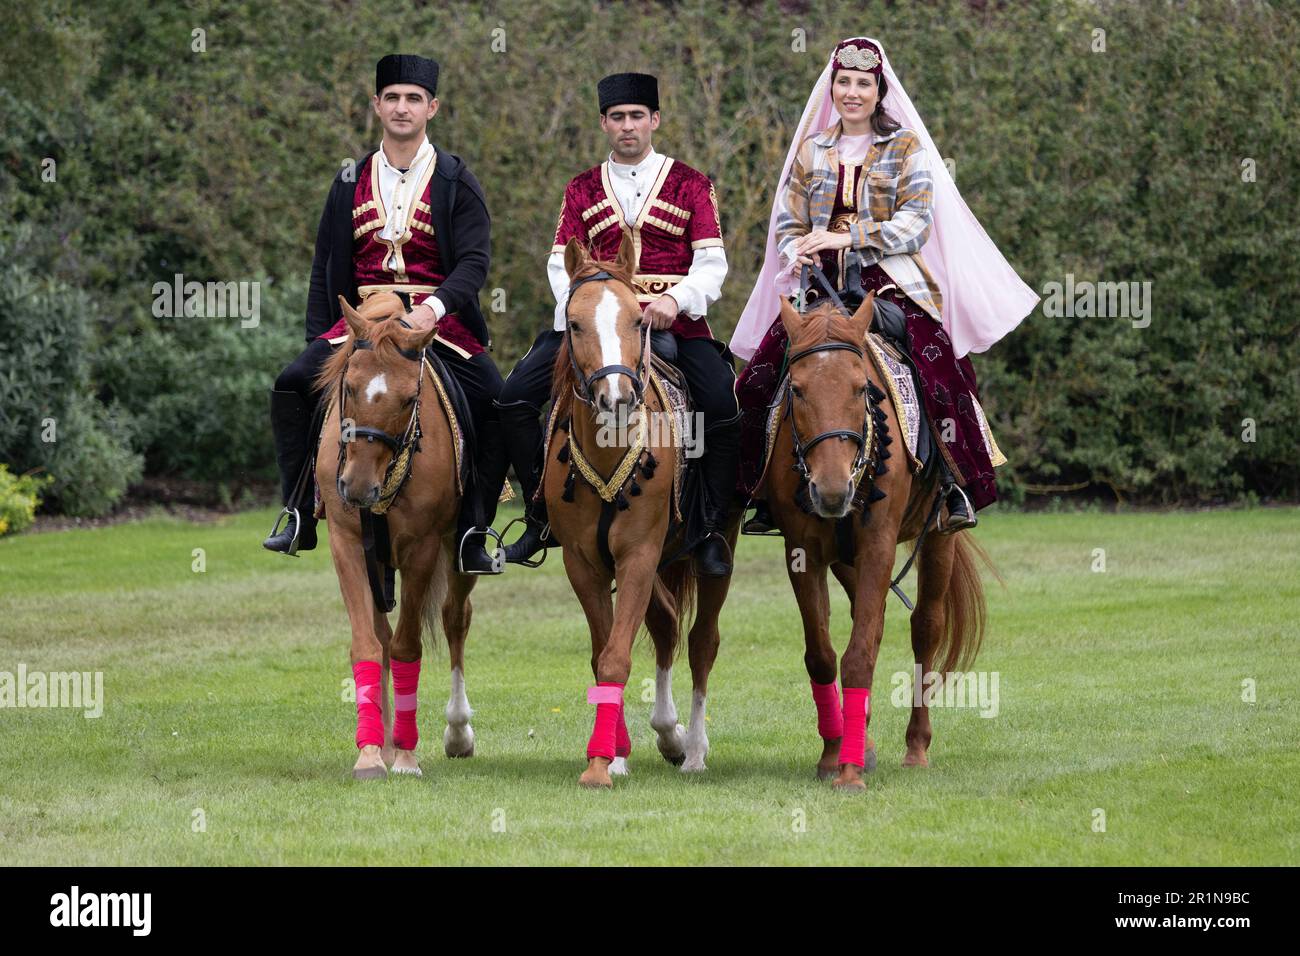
[682,689,708,772]
[593,287,624,404]
[365,373,388,403]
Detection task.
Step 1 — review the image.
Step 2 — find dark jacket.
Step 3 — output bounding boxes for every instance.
[305,145,493,347]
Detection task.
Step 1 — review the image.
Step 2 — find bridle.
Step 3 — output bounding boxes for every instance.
[784,341,872,490]
[784,263,874,492]
[335,327,425,508]
[564,269,650,408]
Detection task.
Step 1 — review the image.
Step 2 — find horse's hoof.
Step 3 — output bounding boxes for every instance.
[680,757,707,773]
[352,764,388,781]
[832,765,866,791]
[902,752,929,768]
[391,750,422,776]
[864,747,878,773]
[444,725,475,758]
[816,766,837,781]
[655,724,687,765]
[579,758,613,789]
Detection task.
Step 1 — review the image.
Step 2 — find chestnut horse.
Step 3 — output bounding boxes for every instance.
[544,236,736,789]
[315,293,479,780]
[765,292,990,791]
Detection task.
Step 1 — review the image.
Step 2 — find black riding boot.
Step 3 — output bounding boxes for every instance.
[498,398,553,565]
[263,389,319,555]
[938,457,977,534]
[743,499,776,535]
[457,414,508,575]
[694,414,741,577]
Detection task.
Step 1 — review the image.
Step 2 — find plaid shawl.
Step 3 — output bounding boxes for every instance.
[774,120,942,321]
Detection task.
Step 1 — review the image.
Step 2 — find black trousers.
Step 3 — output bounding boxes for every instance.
[497,329,739,512]
[275,337,506,533]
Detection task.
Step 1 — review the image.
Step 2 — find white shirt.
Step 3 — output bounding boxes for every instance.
[376,136,446,320]
[548,147,728,330]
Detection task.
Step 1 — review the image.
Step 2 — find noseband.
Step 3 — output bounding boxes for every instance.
[564,270,649,407]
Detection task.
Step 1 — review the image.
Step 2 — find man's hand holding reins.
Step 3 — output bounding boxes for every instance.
[644,293,680,331]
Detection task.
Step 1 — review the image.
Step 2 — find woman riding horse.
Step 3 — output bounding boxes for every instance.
[732,35,1038,533]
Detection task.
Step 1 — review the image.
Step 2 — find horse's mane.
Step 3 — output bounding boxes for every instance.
[786,298,866,354]
[549,256,639,423]
[314,293,412,401]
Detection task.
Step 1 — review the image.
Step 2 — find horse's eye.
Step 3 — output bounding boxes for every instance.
[791,385,804,399]
[403,396,415,408]
[569,322,581,333]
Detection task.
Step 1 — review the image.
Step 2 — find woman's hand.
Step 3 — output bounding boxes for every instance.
[792,228,851,262]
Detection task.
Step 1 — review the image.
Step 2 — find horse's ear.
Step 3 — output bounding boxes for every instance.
[778,295,803,340]
[850,290,876,344]
[340,296,367,341]
[564,238,589,281]
[614,229,636,277]
[395,320,438,356]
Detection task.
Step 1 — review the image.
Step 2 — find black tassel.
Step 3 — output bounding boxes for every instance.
[867,485,887,503]
[629,478,641,496]
[562,469,576,502]
[868,383,886,402]
[879,449,891,460]
[874,460,887,477]
[615,491,630,511]
[880,434,893,446]
[644,452,657,469]
[557,443,570,463]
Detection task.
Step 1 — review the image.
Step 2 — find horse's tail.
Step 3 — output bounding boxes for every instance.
[648,559,697,661]
[934,531,999,674]
[418,542,452,655]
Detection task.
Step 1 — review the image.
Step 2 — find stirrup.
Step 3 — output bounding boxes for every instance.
[457,526,505,575]
[741,500,782,536]
[268,506,302,557]
[938,483,977,534]
[498,515,549,568]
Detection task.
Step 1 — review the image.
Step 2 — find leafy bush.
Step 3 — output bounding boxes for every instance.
[1,0,1296,508]
[0,464,52,536]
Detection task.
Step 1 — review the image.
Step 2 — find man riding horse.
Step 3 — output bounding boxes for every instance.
[496,72,741,577]
[263,53,508,575]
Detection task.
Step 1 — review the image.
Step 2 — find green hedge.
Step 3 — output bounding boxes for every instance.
[1,0,1296,515]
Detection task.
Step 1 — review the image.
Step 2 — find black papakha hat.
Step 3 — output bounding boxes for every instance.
[598,73,659,113]
[375,54,439,98]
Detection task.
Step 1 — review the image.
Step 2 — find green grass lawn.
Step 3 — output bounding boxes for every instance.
[1,504,1297,865]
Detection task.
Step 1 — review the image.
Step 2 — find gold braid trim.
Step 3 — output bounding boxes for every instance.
[566,410,648,503]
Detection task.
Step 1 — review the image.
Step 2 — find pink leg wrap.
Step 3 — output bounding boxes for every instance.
[353,660,384,750]
[811,680,843,740]
[837,687,871,768]
[586,682,625,760]
[390,658,421,751]
[615,702,631,758]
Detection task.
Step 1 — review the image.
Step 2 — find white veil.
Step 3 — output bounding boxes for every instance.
[731,36,1039,360]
